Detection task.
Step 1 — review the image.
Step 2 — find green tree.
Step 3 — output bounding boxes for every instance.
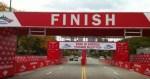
[120,37,150,54]
[17,36,56,55]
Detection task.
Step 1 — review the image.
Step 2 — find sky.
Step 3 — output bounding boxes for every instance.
[0,0,150,12]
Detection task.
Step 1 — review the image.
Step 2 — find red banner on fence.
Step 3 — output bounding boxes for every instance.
[0,29,16,78]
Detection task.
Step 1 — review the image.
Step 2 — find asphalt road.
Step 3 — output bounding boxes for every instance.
[9,57,150,79]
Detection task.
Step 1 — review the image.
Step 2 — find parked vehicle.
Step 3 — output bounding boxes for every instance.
[73,56,79,61]
[99,56,105,60]
[69,55,74,61]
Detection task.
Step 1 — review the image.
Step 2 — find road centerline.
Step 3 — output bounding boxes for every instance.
[82,66,87,79]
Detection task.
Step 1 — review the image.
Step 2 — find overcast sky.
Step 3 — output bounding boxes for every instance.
[0,0,150,12]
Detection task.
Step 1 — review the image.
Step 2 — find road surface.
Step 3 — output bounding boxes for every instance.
[9,57,150,79]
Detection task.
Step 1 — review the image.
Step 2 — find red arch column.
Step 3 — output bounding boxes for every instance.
[113,42,129,61]
[47,41,62,64]
[81,49,87,65]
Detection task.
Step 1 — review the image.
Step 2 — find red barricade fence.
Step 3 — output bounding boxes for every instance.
[14,55,66,74]
[15,56,51,73]
[105,54,150,77]
[0,29,16,79]
[0,31,65,79]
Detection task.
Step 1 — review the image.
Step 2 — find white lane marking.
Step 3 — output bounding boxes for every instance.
[104,67,107,69]
[104,66,119,75]
[113,71,119,75]
[46,72,52,75]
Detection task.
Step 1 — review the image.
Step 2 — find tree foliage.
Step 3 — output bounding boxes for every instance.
[120,37,150,54]
[0,2,8,11]
[17,36,56,55]
[0,2,16,11]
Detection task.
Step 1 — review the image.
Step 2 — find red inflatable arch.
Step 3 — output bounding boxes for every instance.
[0,12,150,78]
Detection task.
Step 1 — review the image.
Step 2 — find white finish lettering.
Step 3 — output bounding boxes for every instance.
[71,14,80,25]
[63,14,66,25]
[51,14,60,25]
[84,14,88,26]
[106,14,115,26]
[92,14,101,26]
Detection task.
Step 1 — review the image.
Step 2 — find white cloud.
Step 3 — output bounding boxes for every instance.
[0,0,150,12]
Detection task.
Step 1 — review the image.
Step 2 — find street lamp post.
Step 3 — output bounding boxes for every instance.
[9,0,12,11]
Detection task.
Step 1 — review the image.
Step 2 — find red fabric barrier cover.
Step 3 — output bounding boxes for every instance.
[130,54,150,63]
[104,60,150,77]
[0,29,17,78]
[15,56,50,74]
[113,42,129,62]
[0,66,15,78]
[123,62,133,70]
[28,61,38,70]
[15,62,31,73]
[143,65,150,76]
[44,60,51,66]
[132,63,148,74]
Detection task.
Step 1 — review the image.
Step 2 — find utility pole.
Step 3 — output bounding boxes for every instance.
[9,0,12,11]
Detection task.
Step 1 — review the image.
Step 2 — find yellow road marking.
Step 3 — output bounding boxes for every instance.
[85,67,87,79]
[81,66,87,79]
[82,66,84,79]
